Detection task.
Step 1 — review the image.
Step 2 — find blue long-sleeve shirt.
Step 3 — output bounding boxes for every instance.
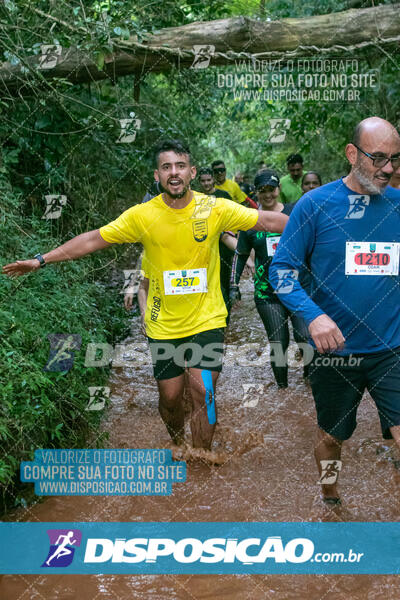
[269,179,400,354]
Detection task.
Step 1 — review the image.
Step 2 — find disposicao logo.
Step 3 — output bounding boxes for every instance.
[83,536,314,564]
[42,529,82,567]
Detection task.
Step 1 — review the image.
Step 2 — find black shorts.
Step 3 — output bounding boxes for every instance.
[147,328,225,380]
[309,347,400,440]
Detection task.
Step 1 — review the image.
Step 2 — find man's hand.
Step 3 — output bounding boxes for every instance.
[229,284,241,308]
[2,259,41,277]
[309,314,345,354]
[124,292,134,311]
[140,315,146,337]
[244,256,255,277]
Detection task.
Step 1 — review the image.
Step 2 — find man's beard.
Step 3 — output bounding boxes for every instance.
[354,160,389,195]
[166,183,190,199]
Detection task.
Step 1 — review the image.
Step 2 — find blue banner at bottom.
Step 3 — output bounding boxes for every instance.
[0,522,399,574]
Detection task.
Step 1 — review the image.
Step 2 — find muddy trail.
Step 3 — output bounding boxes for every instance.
[1,278,400,599]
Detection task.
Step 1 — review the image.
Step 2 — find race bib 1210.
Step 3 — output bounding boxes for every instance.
[345,242,399,275]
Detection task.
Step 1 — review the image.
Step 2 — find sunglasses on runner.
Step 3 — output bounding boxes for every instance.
[256,185,276,193]
[212,167,226,174]
[354,144,400,169]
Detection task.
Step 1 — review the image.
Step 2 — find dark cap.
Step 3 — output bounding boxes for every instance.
[254,169,280,189]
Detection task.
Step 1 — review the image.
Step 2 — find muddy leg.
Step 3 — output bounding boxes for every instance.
[314,427,343,500]
[157,375,185,445]
[187,368,220,449]
[390,424,400,449]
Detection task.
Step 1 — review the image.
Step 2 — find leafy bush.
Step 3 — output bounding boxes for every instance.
[0,172,131,512]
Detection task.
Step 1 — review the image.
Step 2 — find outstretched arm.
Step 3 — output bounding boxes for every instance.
[253,210,289,233]
[2,229,112,277]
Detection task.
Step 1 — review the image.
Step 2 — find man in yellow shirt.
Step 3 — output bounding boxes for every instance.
[3,139,288,454]
[212,159,258,209]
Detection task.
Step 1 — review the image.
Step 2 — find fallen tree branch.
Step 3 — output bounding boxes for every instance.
[0,3,399,95]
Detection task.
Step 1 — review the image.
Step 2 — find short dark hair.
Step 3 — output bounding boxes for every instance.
[211,159,225,170]
[286,153,303,166]
[198,167,213,177]
[302,171,322,186]
[154,138,191,166]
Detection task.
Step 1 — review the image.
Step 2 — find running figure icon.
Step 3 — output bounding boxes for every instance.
[46,531,77,565]
[42,529,81,568]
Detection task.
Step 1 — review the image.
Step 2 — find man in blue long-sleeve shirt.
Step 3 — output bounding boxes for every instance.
[269,117,400,506]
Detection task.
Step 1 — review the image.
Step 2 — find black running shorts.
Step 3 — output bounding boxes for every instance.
[147,328,225,380]
[309,347,400,440]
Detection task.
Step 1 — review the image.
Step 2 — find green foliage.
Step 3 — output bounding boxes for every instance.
[0,172,131,511]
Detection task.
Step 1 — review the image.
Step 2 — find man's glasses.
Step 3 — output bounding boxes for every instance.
[212,168,226,174]
[354,144,400,169]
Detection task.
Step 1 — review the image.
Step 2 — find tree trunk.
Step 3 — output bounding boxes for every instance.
[1,3,399,95]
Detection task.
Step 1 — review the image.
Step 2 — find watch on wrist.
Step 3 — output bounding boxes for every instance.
[34,253,46,268]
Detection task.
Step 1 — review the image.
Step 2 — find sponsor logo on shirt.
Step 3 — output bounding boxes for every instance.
[191,194,216,219]
[151,296,161,322]
[192,220,208,242]
[275,269,299,294]
[345,195,370,219]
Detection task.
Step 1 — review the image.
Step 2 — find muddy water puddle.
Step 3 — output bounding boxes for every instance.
[1,281,399,598]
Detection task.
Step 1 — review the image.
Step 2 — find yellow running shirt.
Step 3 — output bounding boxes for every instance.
[215,179,248,204]
[99,192,258,339]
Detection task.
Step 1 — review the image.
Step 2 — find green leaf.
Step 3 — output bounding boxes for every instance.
[35,115,52,130]
[96,52,105,70]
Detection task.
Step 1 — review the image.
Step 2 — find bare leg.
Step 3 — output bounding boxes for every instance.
[157,375,185,445]
[183,369,192,413]
[187,368,220,449]
[390,424,400,449]
[314,427,343,500]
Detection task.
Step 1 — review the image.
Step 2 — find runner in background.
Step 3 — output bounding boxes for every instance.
[240,173,255,197]
[230,169,310,388]
[301,171,322,193]
[212,159,259,209]
[142,180,162,203]
[197,167,254,320]
[198,167,231,201]
[280,153,306,203]
[269,117,400,505]
[123,252,145,314]
[234,172,243,185]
